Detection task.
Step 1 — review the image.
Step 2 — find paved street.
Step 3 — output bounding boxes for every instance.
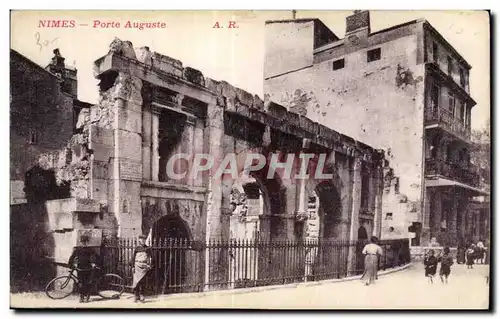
[11,263,489,310]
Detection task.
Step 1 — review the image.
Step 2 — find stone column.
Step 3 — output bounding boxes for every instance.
[111,74,144,238]
[142,104,152,180]
[151,106,160,182]
[193,119,205,187]
[204,101,225,291]
[179,115,195,185]
[347,157,362,275]
[372,164,383,238]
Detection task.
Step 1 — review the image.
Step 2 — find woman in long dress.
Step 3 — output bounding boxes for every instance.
[360,236,383,286]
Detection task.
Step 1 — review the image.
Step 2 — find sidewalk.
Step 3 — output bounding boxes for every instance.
[11,263,489,309]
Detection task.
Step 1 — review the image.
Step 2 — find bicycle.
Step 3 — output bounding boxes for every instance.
[45,266,125,300]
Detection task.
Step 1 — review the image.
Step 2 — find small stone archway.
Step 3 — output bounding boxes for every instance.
[315,181,343,240]
[146,214,194,295]
[358,225,369,241]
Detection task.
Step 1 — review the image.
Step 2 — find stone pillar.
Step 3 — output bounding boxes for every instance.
[142,104,152,180]
[193,119,205,187]
[111,74,144,238]
[204,101,225,290]
[347,157,362,274]
[372,164,383,238]
[151,106,160,182]
[180,116,196,185]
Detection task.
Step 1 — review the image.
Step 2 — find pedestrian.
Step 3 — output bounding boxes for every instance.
[68,234,100,303]
[476,240,485,264]
[424,249,438,284]
[360,236,383,286]
[438,247,453,284]
[466,244,475,269]
[131,234,152,303]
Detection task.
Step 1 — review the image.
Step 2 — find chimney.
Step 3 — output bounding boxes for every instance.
[345,10,370,46]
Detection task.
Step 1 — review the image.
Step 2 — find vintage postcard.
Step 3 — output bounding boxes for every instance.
[9,10,491,310]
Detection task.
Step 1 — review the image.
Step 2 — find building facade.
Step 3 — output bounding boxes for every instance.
[10,49,91,291]
[263,10,488,246]
[11,38,404,290]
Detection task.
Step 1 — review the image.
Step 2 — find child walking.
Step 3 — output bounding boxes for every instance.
[466,244,476,269]
[424,249,438,283]
[439,247,454,284]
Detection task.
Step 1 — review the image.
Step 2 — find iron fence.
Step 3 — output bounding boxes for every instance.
[101,237,410,295]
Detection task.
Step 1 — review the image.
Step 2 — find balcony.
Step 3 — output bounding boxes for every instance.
[425,157,480,188]
[425,107,471,142]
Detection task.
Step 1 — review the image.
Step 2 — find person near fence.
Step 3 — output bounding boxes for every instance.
[424,249,438,284]
[68,234,100,303]
[439,247,454,284]
[360,236,383,286]
[466,244,476,269]
[476,240,485,264]
[131,234,152,303]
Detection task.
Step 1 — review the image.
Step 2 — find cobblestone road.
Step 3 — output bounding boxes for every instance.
[11,263,489,310]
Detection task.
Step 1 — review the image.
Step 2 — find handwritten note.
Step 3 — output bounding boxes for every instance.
[35,32,59,51]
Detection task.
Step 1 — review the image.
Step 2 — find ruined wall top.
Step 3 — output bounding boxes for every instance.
[94,37,386,164]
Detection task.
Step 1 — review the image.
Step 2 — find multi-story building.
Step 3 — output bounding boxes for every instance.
[264,10,489,246]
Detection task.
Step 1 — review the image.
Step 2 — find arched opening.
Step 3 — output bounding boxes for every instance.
[315,182,342,240]
[358,225,368,240]
[149,215,191,294]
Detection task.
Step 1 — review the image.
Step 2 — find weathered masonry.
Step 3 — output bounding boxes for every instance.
[34,39,399,282]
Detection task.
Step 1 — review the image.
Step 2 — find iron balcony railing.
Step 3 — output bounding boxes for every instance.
[100,237,410,296]
[425,157,480,187]
[425,107,471,141]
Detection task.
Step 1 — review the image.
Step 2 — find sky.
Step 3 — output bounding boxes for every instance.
[10,10,490,130]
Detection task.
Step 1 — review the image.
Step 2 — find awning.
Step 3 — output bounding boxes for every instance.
[425,176,490,196]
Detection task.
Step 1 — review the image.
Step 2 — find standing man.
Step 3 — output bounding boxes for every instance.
[131,234,152,303]
[68,234,100,303]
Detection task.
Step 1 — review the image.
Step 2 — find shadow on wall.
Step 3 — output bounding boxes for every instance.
[10,165,70,293]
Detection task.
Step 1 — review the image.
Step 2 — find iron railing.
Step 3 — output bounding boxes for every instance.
[101,238,410,296]
[425,157,480,187]
[425,107,471,141]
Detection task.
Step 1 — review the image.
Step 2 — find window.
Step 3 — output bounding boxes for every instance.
[332,58,345,70]
[385,213,393,220]
[457,99,465,122]
[360,163,370,210]
[447,56,453,75]
[28,128,37,144]
[367,48,381,62]
[448,93,455,114]
[432,42,439,63]
[459,68,466,88]
[430,81,440,112]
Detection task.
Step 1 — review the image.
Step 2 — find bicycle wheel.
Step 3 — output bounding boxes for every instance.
[98,274,125,299]
[45,275,77,300]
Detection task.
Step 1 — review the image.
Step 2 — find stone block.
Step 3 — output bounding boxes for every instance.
[219,81,237,100]
[92,160,108,180]
[299,116,315,134]
[268,102,287,118]
[91,178,108,201]
[47,211,74,231]
[183,67,205,87]
[75,229,102,247]
[152,52,183,77]
[118,159,142,181]
[90,126,114,147]
[235,87,254,107]
[116,108,142,133]
[91,142,113,162]
[205,77,220,93]
[252,95,264,110]
[115,130,142,161]
[45,198,101,214]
